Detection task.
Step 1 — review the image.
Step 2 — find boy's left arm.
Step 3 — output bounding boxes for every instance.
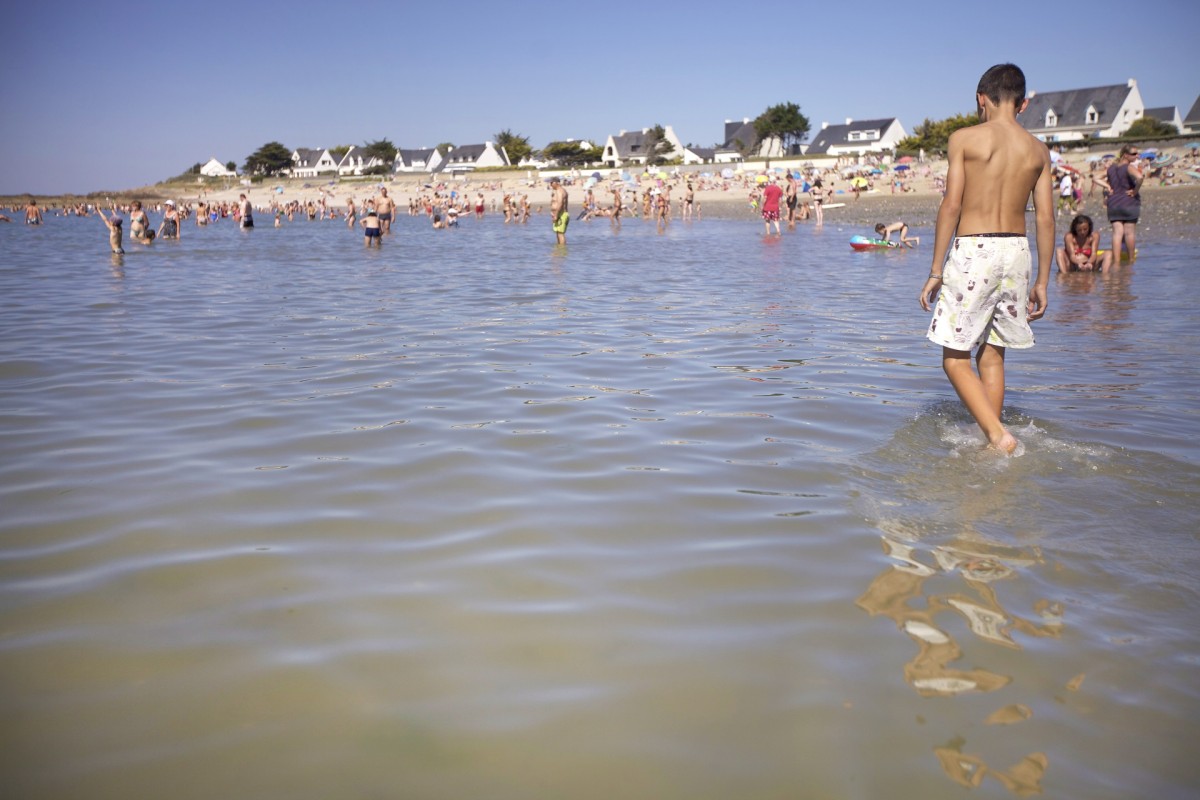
[1030,152,1055,321]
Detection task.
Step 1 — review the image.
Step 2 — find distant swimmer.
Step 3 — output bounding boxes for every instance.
[919,63,1053,455]
[157,200,180,240]
[550,177,568,245]
[375,187,396,235]
[129,201,154,244]
[876,221,919,247]
[25,198,43,225]
[360,209,382,247]
[239,193,254,229]
[96,207,125,253]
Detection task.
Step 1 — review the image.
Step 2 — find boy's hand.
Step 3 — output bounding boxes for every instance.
[918,276,941,312]
[1028,285,1048,321]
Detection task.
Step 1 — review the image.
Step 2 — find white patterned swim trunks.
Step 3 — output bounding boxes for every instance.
[927,234,1034,351]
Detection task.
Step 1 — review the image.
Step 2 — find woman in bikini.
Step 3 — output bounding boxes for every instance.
[1056,214,1110,273]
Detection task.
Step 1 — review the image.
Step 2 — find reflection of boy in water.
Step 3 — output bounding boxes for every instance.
[919,63,1053,455]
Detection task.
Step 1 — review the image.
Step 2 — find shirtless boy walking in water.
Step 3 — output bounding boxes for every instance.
[919,63,1053,454]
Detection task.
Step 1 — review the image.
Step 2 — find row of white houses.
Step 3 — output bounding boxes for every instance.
[199,82,1199,178]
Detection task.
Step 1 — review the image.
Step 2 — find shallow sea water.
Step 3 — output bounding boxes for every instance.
[1,208,1198,799]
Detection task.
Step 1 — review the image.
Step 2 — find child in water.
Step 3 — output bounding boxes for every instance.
[97,208,124,253]
[875,221,919,247]
[360,210,382,247]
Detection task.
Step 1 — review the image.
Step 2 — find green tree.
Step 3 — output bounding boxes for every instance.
[494,129,532,165]
[329,144,353,163]
[362,138,398,168]
[243,141,293,177]
[896,113,980,155]
[1124,116,1176,138]
[753,102,811,155]
[541,140,603,167]
[435,142,456,156]
[643,124,675,166]
[187,162,203,175]
[225,161,237,173]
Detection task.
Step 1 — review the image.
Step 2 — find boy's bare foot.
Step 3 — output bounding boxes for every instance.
[988,430,1019,455]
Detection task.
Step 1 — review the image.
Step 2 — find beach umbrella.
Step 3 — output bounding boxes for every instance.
[1087,155,1103,162]
[1140,149,1157,158]
[592,171,602,179]
[870,167,883,174]
[657,171,668,180]
[721,167,734,179]
[894,164,910,171]
[621,171,632,181]
[897,155,914,164]
[755,174,768,183]
[1186,142,1200,150]
[1101,153,1116,160]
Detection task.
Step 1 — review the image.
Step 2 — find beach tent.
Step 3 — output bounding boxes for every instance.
[721,168,735,178]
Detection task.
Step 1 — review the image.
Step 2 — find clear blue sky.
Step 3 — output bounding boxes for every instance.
[3,0,1197,195]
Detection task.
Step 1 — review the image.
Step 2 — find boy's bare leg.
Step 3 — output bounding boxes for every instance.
[975,343,1007,416]
[942,346,1018,453]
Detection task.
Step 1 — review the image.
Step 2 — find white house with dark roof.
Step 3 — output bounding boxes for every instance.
[290,148,339,178]
[720,118,787,159]
[1143,106,1183,133]
[435,142,510,173]
[1182,95,1200,134]
[199,157,236,177]
[336,146,385,176]
[601,125,696,168]
[1019,80,1144,142]
[806,118,907,156]
[394,148,443,174]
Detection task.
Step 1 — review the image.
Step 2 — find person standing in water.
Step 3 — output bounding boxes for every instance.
[919,63,1053,454]
[1100,143,1142,263]
[550,177,569,245]
[97,207,124,253]
[25,198,43,225]
[239,194,254,229]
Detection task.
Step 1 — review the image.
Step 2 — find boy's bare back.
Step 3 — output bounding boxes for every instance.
[952,118,1050,236]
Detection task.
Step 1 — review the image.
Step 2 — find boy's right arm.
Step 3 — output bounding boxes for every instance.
[920,132,966,311]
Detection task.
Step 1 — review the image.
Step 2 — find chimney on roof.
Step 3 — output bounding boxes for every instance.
[1128,78,1136,88]
[619,129,626,136]
[1028,90,1037,98]
[744,117,750,124]
[486,141,493,147]
[821,122,828,130]
[846,118,853,126]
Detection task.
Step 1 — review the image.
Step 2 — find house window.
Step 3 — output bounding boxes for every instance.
[1045,110,1057,127]
[1086,105,1098,124]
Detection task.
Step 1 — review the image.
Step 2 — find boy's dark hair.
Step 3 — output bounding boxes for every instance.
[875,223,886,234]
[977,63,1027,107]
